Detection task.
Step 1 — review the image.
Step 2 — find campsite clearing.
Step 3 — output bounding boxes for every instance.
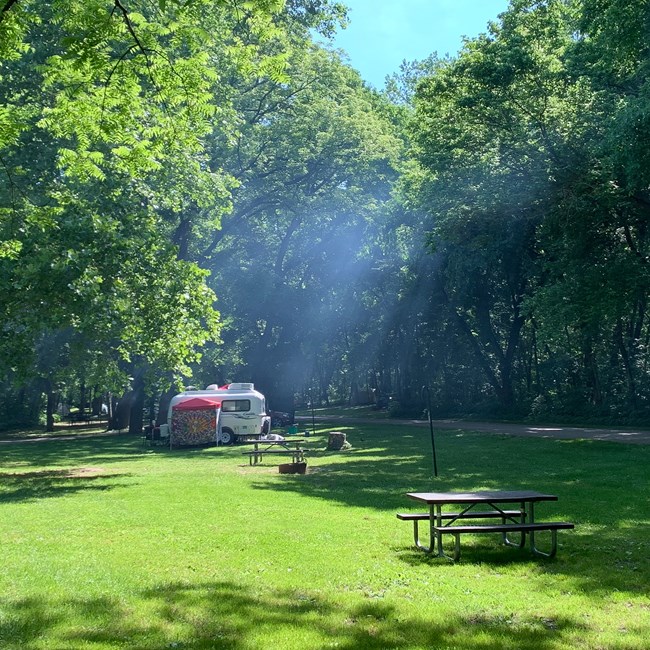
[0,421,648,649]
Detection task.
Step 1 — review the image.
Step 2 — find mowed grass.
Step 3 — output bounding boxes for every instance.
[0,423,648,649]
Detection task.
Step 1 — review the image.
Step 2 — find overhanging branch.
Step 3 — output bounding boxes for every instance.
[0,0,20,22]
[113,0,147,55]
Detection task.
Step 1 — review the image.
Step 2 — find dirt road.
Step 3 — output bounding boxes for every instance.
[297,415,650,445]
[3,418,649,446]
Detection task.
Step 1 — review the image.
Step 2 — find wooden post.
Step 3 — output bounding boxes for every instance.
[327,431,348,450]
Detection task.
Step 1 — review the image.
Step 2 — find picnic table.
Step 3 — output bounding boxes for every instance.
[242,438,306,465]
[67,411,104,426]
[399,490,574,561]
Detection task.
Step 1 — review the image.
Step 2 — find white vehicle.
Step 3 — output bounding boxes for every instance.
[168,383,271,445]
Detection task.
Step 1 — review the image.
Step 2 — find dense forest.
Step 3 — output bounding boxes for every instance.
[1,0,649,431]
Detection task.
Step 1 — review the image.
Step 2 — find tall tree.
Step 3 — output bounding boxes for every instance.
[0,0,289,426]
[193,36,401,410]
[403,0,650,419]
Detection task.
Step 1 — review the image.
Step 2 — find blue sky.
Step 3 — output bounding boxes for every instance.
[329,0,511,88]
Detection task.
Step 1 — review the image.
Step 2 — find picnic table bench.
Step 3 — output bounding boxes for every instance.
[400,491,574,561]
[242,438,306,465]
[397,509,524,546]
[67,412,104,426]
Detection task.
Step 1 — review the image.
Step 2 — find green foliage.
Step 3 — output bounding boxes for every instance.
[3,0,650,426]
[196,35,403,406]
[0,0,298,407]
[399,0,650,418]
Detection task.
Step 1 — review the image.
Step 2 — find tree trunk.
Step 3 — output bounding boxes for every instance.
[157,386,177,425]
[615,320,638,409]
[582,341,603,406]
[91,387,103,416]
[107,393,115,430]
[128,371,145,435]
[45,381,56,432]
[113,393,131,430]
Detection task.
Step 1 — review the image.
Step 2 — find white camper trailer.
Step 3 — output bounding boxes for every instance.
[168,383,271,445]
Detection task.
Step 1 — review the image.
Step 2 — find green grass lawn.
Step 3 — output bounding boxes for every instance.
[0,422,648,649]
[297,405,391,419]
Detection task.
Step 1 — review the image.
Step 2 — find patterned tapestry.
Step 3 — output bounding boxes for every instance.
[171,408,218,447]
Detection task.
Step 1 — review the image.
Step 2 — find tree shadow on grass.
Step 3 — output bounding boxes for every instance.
[0,434,148,471]
[0,467,134,504]
[0,580,587,650]
[248,427,650,598]
[252,426,650,521]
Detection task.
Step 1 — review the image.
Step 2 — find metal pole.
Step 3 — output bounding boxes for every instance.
[422,385,438,477]
[310,387,316,436]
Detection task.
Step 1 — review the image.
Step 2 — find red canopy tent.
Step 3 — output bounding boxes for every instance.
[170,397,222,447]
[172,396,222,411]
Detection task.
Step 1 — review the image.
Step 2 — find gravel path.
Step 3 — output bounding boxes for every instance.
[0,429,123,445]
[3,418,649,445]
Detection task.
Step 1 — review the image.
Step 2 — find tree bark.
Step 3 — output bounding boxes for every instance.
[128,371,145,435]
[45,381,56,432]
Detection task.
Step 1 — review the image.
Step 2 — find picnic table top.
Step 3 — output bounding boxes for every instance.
[407,490,558,504]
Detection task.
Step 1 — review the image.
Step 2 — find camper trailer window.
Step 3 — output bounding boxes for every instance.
[222,400,251,412]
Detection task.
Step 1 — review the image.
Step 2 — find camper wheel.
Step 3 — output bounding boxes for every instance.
[219,427,235,445]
